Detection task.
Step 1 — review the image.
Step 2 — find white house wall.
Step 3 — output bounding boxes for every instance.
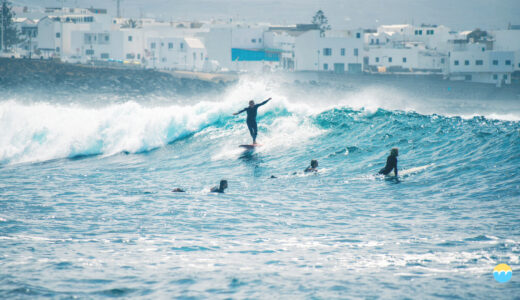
[201,27,233,70]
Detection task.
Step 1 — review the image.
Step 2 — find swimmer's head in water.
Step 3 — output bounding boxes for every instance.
[310,159,318,168]
[220,180,228,190]
[249,100,255,107]
[391,148,399,156]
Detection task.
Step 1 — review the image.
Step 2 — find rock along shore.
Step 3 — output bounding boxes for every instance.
[0,58,236,96]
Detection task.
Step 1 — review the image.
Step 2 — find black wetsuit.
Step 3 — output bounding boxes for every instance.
[236,100,270,142]
[379,154,398,176]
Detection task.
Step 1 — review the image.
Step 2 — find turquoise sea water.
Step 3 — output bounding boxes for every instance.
[1,77,520,298]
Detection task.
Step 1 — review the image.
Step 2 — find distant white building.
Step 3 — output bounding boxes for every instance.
[264,25,364,73]
[447,41,514,86]
[315,29,364,73]
[364,24,452,73]
[145,36,207,71]
[201,24,279,72]
[366,24,452,52]
[366,42,447,73]
[36,8,111,59]
[492,28,520,73]
[13,17,38,56]
[68,27,145,63]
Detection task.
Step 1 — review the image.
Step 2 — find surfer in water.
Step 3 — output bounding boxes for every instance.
[304,159,319,173]
[210,180,228,193]
[233,97,272,144]
[378,148,398,176]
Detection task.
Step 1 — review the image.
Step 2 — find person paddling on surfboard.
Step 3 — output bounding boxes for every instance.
[378,148,398,176]
[304,159,319,173]
[210,180,228,193]
[233,97,272,144]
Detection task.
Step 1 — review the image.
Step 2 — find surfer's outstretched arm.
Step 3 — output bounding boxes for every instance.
[257,97,272,107]
[233,108,247,116]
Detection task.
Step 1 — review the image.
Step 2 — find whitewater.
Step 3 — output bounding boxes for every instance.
[1,76,519,298]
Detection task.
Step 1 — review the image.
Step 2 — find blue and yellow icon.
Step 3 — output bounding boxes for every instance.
[493,264,512,283]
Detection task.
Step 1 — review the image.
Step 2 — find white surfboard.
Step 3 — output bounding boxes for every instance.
[399,163,434,176]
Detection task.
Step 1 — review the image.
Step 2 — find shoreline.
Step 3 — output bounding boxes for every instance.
[1,58,519,101]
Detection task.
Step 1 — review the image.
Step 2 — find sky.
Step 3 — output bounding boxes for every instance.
[11,0,520,30]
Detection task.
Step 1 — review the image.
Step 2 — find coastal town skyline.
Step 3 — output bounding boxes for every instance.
[11,0,520,30]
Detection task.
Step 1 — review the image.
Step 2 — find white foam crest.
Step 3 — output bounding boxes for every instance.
[456,113,520,122]
[0,99,234,164]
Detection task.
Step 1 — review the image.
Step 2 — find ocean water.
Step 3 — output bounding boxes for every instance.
[1,77,520,299]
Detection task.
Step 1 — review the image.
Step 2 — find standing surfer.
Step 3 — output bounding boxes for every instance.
[233,97,272,144]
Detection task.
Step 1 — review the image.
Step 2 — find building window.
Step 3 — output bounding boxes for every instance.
[375,57,379,63]
[388,57,392,63]
[56,32,61,38]
[137,54,141,59]
[193,53,196,61]
[340,48,345,56]
[259,38,262,43]
[180,43,184,50]
[464,60,469,65]
[481,47,485,52]
[200,53,203,60]
[101,53,109,59]
[56,47,60,52]
[128,36,133,42]
[493,74,498,80]
[168,42,173,49]
[251,39,256,43]
[475,60,483,65]
[323,48,332,56]
[419,30,423,35]
[86,49,94,55]
[441,58,445,64]
[376,39,379,45]
[370,39,374,44]
[151,42,156,49]
[84,33,93,44]
[402,57,407,63]
[503,74,508,80]
[454,60,459,65]
[354,48,358,56]
[162,58,167,62]
[505,60,511,65]
[126,53,135,59]
[493,60,498,65]
[323,63,328,70]
[161,42,164,47]
[356,32,361,38]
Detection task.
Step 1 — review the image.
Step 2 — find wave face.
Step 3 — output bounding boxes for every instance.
[1,77,520,298]
[2,77,519,165]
